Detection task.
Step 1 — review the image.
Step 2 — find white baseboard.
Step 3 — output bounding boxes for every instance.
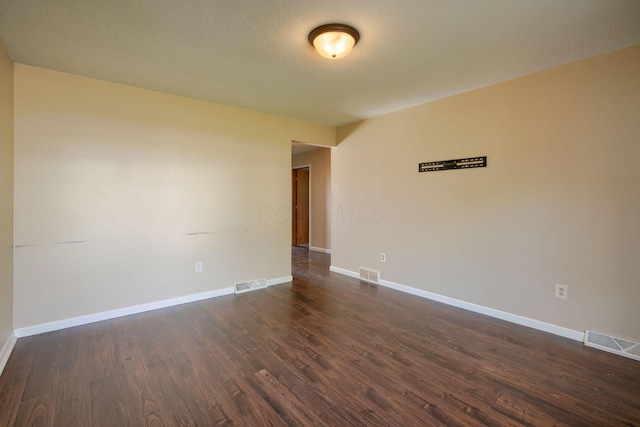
[267,275,293,286]
[330,265,585,342]
[0,332,17,376]
[14,275,295,338]
[14,287,235,338]
[329,265,357,278]
[310,246,332,254]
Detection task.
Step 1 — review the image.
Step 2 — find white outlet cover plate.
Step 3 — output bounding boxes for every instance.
[555,283,568,299]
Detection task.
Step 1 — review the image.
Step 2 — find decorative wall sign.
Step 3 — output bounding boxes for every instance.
[419,156,486,173]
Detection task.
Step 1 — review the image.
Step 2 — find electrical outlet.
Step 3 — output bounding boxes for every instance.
[380,253,387,262]
[195,261,203,273]
[555,284,568,300]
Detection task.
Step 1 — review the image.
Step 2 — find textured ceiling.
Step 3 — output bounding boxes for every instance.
[1,1,639,127]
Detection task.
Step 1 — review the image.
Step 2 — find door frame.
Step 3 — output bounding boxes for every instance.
[292,164,312,247]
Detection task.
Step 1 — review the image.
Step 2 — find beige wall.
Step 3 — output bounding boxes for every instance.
[13,65,333,329]
[0,42,14,350]
[333,44,640,342]
[292,148,331,251]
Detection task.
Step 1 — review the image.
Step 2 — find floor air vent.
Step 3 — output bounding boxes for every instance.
[234,279,267,295]
[584,330,640,362]
[359,267,380,284]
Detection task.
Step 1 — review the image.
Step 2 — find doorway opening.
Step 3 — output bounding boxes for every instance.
[291,144,331,256]
[292,166,310,248]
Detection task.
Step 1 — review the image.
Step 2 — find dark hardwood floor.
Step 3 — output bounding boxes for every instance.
[1,247,639,426]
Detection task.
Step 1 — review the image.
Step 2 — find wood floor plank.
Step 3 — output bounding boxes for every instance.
[128,411,175,427]
[0,360,32,427]
[248,368,326,425]
[79,323,117,384]
[21,333,61,402]
[13,393,55,427]
[90,374,129,427]
[107,318,163,424]
[189,346,288,426]
[144,357,217,426]
[3,337,37,372]
[52,357,91,427]
[1,246,639,426]
[117,369,161,424]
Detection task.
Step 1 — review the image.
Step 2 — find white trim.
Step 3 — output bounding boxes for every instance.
[14,275,296,338]
[266,275,293,286]
[0,332,17,376]
[330,265,358,278]
[330,265,585,342]
[310,246,332,254]
[584,341,640,362]
[14,287,234,338]
[584,330,640,362]
[291,164,312,170]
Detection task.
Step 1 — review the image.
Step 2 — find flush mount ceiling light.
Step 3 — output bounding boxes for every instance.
[308,23,360,59]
